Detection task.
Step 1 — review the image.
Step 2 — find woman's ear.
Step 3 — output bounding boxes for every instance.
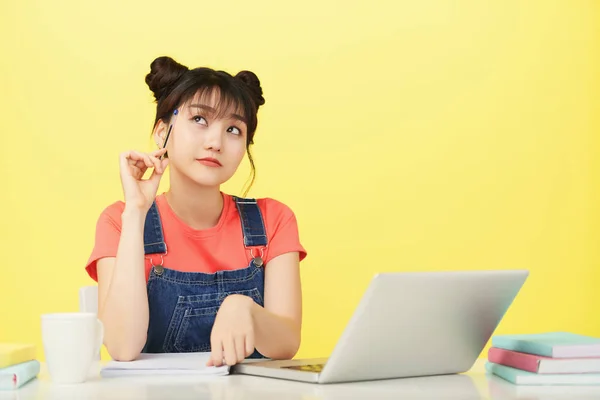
[153,120,168,149]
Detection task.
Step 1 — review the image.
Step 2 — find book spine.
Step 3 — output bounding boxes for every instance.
[485,362,518,384]
[0,374,17,390]
[488,348,540,373]
[0,361,40,390]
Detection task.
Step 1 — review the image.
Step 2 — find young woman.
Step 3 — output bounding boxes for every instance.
[84,56,307,367]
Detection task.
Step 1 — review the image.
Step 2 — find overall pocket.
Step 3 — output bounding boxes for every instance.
[169,288,263,353]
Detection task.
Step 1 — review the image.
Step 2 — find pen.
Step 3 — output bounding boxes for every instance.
[160,108,179,160]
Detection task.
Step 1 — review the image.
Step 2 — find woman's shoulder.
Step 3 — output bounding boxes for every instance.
[228,194,300,233]
[95,200,126,229]
[229,194,296,218]
[258,196,296,215]
[250,196,306,260]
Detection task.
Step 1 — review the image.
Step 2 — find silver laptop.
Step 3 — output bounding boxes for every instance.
[233,269,529,384]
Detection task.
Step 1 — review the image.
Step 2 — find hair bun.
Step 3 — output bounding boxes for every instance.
[235,70,265,107]
[145,56,189,101]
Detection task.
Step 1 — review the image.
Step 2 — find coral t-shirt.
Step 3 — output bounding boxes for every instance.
[85,192,307,282]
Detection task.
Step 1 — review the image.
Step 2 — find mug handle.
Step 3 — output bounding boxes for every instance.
[94,319,104,358]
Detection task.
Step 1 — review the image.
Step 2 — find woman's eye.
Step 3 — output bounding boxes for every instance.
[193,116,207,125]
[228,126,241,135]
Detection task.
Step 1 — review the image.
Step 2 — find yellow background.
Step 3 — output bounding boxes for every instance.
[0,0,598,362]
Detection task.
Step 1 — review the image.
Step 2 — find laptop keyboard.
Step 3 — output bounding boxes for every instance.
[283,364,324,373]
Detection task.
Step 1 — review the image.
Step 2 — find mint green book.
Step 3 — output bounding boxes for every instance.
[491,332,600,358]
[0,360,40,390]
[486,362,600,385]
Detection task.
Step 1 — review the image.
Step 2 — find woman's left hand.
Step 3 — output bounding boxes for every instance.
[207,294,256,367]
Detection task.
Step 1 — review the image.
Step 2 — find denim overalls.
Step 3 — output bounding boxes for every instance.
[140,196,267,359]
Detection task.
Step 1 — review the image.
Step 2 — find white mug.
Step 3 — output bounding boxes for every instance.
[41,312,103,384]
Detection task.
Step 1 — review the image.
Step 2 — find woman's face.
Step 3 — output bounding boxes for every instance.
[154,89,248,187]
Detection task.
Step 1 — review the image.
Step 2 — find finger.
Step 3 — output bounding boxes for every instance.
[224,335,237,366]
[245,329,255,357]
[141,154,153,169]
[206,358,214,367]
[147,149,165,171]
[235,334,246,363]
[119,152,131,175]
[127,151,154,169]
[133,159,148,174]
[148,153,162,174]
[124,150,146,163]
[120,151,151,181]
[151,148,168,158]
[121,151,144,169]
[148,162,167,188]
[122,153,146,180]
[125,155,150,177]
[130,164,146,180]
[151,148,168,167]
[211,337,223,367]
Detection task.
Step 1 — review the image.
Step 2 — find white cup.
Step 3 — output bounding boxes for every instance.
[41,312,104,384]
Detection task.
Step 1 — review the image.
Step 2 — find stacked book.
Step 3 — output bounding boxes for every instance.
[0,343,39,390]
[485,332,600,385]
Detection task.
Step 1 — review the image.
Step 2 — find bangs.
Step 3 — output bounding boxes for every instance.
[183,86,248,123]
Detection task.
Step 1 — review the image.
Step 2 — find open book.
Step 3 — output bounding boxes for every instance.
[100,352,230,377]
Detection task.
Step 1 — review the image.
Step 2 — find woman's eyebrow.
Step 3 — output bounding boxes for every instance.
[188,104,247,123]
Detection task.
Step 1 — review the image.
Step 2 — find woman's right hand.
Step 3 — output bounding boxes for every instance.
[119,148,169,212]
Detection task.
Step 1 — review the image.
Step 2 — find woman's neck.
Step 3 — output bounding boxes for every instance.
[164,170,224,231]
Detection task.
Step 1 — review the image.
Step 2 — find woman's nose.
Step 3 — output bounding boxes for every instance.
[203,129,222,152]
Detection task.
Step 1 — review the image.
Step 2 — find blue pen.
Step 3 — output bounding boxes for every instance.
[160,109,179,160]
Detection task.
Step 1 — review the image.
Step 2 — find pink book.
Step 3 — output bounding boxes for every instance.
[488,347,600,374]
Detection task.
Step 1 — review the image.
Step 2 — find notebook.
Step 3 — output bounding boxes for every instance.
[0,343,36,369]
[486,362,600,385]
[100,352,230,377]
[491,332,600,358]
[0,360,40,390]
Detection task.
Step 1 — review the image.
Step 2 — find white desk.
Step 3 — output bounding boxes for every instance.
[3,359,600,399]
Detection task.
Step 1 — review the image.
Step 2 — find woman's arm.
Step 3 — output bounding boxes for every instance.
[252,251,302,359]
[96,207,150,361]
[208,251,302,366]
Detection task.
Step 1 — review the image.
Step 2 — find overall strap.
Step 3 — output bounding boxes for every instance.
[233,196,268,247]
[143,201,167,255]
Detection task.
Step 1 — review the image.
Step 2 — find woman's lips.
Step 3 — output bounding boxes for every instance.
[197,158,222,167]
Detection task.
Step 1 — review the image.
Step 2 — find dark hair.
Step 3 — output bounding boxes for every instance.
[145,56,265,196]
